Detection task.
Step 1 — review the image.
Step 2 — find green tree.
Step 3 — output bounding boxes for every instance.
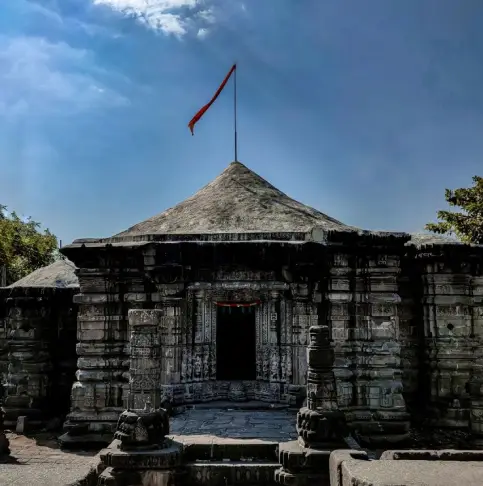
[425,176,483,244]
[0,205,58,285]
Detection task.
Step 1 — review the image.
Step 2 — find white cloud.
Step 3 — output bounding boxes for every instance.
[92,0,212,36]
[197,28,209,39]
[0,36,128,118]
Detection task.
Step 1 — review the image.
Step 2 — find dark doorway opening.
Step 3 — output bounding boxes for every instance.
[216,305,257,380]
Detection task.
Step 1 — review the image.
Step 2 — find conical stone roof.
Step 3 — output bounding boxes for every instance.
[7,259,78,288]
[115,161,354,237]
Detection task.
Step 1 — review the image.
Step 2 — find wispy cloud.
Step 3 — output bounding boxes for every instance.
[92,0,217,37]
[0,35,129,118]
[17,0,121,39]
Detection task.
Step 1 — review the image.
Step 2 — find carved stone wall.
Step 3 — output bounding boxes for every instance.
[64,265,136,437]
[330,250,409,444]
[422,260,474,427]
[1,287,77,427]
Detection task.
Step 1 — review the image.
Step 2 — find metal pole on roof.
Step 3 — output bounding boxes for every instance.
[234,62,238,162]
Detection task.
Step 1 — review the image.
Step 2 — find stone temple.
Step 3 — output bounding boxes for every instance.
[1,160,483,449]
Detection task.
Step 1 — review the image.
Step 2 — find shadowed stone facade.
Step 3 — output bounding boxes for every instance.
[2,162,482,449]
[0,260,78,427]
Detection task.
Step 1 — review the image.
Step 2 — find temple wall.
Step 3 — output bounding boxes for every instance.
[330,250,410,443]
[0,287,77,427]
[66,265,141,436]
[408,248,483,430]
[398,262,423,420]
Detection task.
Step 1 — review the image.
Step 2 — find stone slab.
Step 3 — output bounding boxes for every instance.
[330,449,483,486]
[169,409,297,442]
[170,434,280,461]
[184,461,279,486]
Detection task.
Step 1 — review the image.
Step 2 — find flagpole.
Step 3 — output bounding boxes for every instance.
[234,63,238,162]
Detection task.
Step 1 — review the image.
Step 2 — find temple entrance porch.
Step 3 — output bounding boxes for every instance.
[216,305,256,381]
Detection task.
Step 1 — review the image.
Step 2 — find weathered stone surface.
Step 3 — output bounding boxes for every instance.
[380,449,483,461]
[329,450,369,486]
[330,449,483,486]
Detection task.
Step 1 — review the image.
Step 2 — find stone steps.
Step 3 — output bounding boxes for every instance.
[170,435,280,462]
[184,460,280,485]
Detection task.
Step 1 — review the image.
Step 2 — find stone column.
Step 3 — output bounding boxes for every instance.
[275,325,345,486]
[156,299,184,407]
[60,270,128,447]
[290,284,318,406]
[127,310,162,410]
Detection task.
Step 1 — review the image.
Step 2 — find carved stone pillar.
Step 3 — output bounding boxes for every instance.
[275,325,345,486]
[127,310,162,410]
[290,284,318,404]
[60,269,128,447]
[157,298,184,407]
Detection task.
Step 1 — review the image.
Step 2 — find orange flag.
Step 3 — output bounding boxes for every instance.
[188,64,236,135]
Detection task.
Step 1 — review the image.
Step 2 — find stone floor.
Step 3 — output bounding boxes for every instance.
[169,408,298,441]
[0,433,100,486]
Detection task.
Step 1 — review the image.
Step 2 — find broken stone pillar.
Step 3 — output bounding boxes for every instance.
[275,324,346,486]
[98,309,184,485]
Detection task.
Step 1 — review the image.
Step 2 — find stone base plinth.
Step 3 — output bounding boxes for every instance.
[296,408,348,449]
[275,441,332,486]
[347,410,410,446]
[97,467,186,486]
[97,439,184,485]
[59,411,121,448]
[99,467,185,486]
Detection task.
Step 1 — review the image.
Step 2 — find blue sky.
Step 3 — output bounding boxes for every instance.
[1,0,482,245]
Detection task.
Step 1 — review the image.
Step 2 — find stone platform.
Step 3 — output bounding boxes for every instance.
[169,407,298,442]
[166,407,298,485]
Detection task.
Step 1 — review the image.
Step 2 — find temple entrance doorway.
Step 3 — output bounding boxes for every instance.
[216,304,257,381]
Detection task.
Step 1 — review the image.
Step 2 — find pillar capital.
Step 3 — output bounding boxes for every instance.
[128,309,163,327]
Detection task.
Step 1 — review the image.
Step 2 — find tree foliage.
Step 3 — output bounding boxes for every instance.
[0,205,58,285]
[425,176,483,244]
